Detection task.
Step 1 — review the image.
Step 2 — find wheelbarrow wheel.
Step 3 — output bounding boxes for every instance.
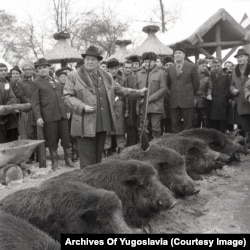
[0,164,24,185]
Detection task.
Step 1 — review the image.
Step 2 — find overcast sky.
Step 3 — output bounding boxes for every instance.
[1,0,250,63]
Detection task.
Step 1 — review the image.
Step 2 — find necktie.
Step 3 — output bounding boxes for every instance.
[176,64,182,76]
[48,77,56,88]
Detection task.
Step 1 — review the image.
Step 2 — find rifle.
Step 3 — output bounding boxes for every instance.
[140,57,152,152]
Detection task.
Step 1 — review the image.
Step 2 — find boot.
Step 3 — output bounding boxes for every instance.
[71,140,79,162]
[64,148,75,168]
[245,132,250,149]
[49,149,58,170]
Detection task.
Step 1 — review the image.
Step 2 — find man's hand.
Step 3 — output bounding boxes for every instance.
[207,95,212,101]
[138,87,147,97]
[37,118,44,127]
[83,105,96,113]
[66,113,71,119]
[232,89,239,95]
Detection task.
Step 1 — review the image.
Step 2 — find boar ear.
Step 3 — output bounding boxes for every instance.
[81,209,97,223]
[124,175,141,186]
[187,146,200,156]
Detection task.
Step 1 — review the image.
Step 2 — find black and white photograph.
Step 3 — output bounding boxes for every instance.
[0,0,250,247]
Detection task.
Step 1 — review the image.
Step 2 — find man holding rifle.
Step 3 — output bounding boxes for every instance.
[136,52,168,139]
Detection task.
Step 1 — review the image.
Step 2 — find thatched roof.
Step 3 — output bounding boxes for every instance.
[108,40,131,63]
[161,8,250,57]
[44,32,82,64]
[129,25,172,56]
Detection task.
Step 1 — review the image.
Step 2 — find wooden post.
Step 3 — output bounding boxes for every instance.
[195,51,199,63]
[37,126,46,168]
[222,46,238,63]
[215,23,222,59]
[198,48,212,58]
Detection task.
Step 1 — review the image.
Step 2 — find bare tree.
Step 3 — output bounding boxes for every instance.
[71,8,128,56]
[159,0,166,33]
[152,0,181,32]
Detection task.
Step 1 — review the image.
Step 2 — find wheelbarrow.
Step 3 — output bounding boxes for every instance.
[0,139,44,185]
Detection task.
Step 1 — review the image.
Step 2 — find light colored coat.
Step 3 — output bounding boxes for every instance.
[136,65,167,114]
[63,66,143,137]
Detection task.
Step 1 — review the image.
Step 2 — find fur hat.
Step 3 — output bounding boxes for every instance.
[127,55,140,63]
[35,58,51,68]
[162,56,173,65]
[107,58,119,68]
[173,43,186,54]
[81,46,103,61]
[141,52,157,61]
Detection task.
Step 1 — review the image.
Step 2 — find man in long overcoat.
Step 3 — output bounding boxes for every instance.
[231,48,250,147]
[63,46,146,168]
[207,58,230,133]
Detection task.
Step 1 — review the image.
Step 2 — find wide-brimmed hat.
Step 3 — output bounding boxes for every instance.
[81,46,103,61]
[234,48,249,58]
[35,58,51,68]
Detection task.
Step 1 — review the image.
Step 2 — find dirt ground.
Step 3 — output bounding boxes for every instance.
[0,152,250,234]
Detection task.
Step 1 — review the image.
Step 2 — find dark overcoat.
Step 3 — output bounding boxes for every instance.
[208,70,230,120]
[230,63,250,116]
[31,75,67,123]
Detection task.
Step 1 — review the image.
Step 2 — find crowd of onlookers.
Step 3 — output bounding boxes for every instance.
[1,44,250,169]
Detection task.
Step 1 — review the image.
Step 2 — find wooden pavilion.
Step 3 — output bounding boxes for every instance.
[44,32,82,67]
[167,8,250,62]
[129,25,172,57]
[108,40,131,63]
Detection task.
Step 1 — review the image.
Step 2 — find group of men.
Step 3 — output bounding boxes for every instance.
[1,43,250,169]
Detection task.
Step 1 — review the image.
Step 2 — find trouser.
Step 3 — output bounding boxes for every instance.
[77,131,106,168]
[171,107,193,133]
[193,107,209,128]
[161,118,171,134]
[105,134,126,149]
[240,115,250,132]
[6,128,18,142]
[0,124,7,143]
[126,126,138,146]
[147,113,162,138]
[210,119,227,133]
[43,118,70,150]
